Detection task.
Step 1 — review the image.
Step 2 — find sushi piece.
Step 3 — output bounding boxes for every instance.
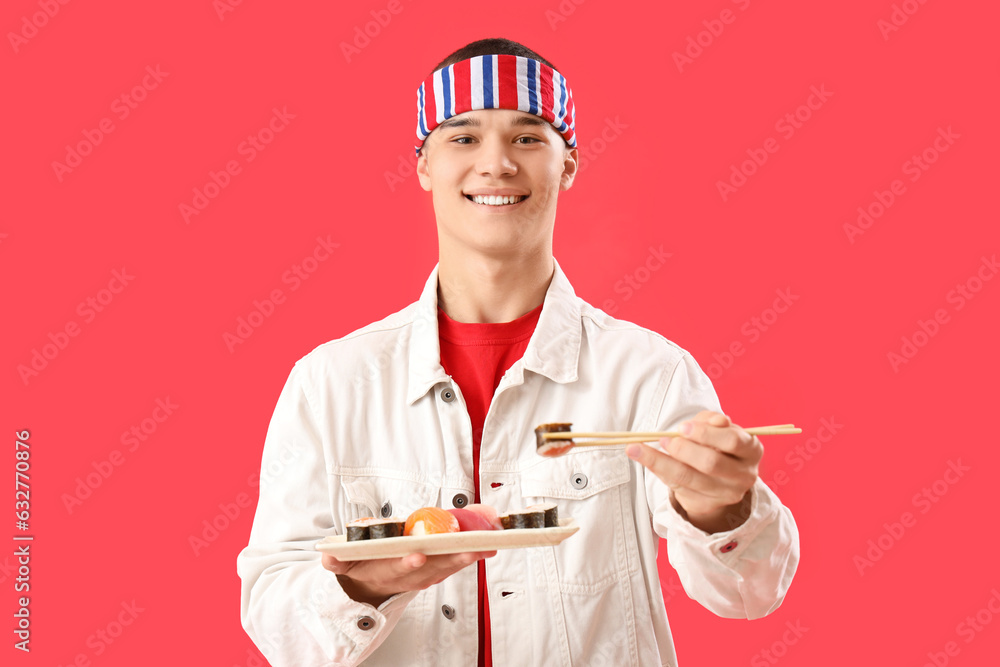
[504,509,545,529]
[448,508,497,532]
[368,518,405,539]
[404,507,460,536]
[466,504,503,530]
[526,503,559,527]
[346,517,377,542]
[535,423,575,457]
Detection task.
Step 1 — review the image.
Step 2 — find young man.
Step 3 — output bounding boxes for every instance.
[238,38,799,666]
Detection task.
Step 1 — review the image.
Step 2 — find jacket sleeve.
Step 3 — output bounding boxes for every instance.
[645,352,800,620]
[236,360,418,666]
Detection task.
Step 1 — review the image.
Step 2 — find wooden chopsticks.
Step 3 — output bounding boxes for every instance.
[541,424,801,447]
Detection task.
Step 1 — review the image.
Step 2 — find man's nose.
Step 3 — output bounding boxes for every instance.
[476,138,518,177]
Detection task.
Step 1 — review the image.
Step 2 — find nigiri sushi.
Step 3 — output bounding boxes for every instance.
[465,504,504,530]
[404,507,460,536]
[448,508,497,532]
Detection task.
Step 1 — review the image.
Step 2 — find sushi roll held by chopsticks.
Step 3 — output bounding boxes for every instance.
[535,422,802,457]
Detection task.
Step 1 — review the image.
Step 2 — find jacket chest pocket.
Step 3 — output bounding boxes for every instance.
[519,450,636,590]
[334,473,439,530]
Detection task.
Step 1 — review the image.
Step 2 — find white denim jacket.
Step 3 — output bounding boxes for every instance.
[237,258,799,667]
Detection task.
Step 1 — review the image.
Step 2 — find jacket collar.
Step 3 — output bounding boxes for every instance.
[406,257,582,404]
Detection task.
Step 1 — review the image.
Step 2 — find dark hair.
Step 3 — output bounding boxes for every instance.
[429,37,558,75]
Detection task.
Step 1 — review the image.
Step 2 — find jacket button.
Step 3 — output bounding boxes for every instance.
[441,604,456,620]
[452,493,468,508]
[357,616,375,631]
[380,501,392,518]
[720,540,738,553]
[441,388,456,403]
[571,473,588,490]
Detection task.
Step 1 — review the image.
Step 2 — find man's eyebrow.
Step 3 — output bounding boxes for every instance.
[437,115,549,130]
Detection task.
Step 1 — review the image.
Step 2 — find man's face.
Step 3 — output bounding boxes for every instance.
[416,109,578,260]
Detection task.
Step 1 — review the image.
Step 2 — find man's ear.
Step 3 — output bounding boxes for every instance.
[559,147,579,191]
[416,148,432,192]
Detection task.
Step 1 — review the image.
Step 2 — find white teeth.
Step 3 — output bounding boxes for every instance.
[470,194,524,206]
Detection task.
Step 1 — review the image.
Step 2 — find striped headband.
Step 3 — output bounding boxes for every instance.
[415,54,577,156]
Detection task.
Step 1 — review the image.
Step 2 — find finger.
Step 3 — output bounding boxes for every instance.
[679,421,758,459]
[322,554,351,574]
[401,552,428,570]
[705,412,730,427]
[663,436,754,482]
[628,443,740,498]
[692,410,729,427]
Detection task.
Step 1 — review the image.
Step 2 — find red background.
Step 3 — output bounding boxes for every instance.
[4,0,999,665]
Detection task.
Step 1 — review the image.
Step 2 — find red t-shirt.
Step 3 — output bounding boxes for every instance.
[437,302,543,667]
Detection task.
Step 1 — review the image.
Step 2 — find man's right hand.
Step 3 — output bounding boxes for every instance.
[321,551,496,607]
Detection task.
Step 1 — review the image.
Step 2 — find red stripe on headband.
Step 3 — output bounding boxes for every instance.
[540,64,554,124]
[424,78,437,131]
[452,58,471,116]
[497,54,518,111]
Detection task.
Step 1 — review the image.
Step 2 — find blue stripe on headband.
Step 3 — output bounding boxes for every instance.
[417,84,428,137]
[527,59,538,115]
[482,56,494,109]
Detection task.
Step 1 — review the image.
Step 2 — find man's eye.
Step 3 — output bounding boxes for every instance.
[453,136,473,144]
[516,137,541,144]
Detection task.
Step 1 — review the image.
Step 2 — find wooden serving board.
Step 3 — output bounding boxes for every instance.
[315,518,579,561]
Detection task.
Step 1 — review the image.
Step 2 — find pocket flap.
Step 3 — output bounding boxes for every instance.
[519,450,631,500]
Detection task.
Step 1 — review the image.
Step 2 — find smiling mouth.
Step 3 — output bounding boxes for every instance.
[465,194,528,206]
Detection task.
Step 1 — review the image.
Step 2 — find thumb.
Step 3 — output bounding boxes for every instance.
[626,443,657,466]
[322,554,351,574]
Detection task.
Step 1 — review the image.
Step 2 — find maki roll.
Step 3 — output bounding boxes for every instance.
[535,423,575,458]
[346,517,377,541]
[504,509,545,529]
[367,518,405,539]
[526,503,559,527]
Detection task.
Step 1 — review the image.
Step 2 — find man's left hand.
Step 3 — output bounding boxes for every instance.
[627,410,762,534]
